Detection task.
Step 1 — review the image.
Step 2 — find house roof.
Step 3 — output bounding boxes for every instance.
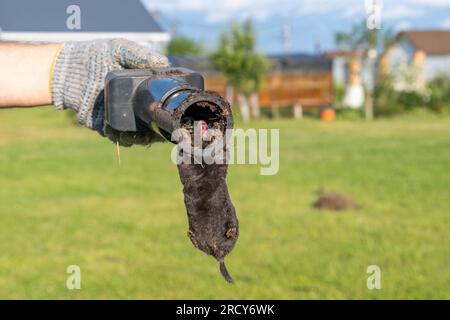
[0,0,165,33]
[169,53,332,74]
[168,56,218,74]
[324,49,364,59]
[269,53,332,72]
[399,30,450,55]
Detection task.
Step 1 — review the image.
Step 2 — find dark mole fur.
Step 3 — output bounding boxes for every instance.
[177,161,239,283]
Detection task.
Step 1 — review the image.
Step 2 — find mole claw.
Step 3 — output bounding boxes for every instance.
[187,230,199,248]
[226,227,237,239]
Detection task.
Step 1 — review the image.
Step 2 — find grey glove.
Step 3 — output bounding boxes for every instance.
[51,38,169,145]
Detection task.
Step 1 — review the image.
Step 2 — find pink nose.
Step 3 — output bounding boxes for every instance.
[197,120,208,137]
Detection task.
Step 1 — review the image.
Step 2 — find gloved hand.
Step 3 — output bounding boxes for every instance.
[51,38,169,145]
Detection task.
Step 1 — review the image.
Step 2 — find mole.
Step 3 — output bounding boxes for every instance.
[176,120,239,283]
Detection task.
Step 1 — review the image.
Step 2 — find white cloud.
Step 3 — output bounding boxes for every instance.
[143,0,356,23]
[383,5,424,20]
[394,20,413,31]
[143,0,284,23]
[142,0,444,25]
[411,0,450,7]
[297,1,351,16]
[343,6,364,19]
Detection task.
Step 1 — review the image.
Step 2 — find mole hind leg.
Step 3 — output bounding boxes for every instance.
[187,230,199,248]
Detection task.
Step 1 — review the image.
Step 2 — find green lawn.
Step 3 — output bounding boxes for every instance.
[0,107,449,299]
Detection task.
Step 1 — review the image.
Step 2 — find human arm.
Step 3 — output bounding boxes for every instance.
[0,42,60,107]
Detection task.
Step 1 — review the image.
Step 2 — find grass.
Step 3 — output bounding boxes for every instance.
[0,107,449,299]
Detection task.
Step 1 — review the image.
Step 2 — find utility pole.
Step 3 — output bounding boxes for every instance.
[282,21,292,53]
[170,20,179,37]
[364,0,383,120]
[314,39,321,55]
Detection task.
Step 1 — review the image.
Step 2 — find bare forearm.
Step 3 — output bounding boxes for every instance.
[0,42,61,107]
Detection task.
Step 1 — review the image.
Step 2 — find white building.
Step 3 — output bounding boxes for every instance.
[387,30,450,81]
[0,0,170,53]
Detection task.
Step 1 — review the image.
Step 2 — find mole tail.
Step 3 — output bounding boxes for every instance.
[219,259,233,283]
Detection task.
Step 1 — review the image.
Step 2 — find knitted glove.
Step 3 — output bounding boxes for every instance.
[51,38,169,145]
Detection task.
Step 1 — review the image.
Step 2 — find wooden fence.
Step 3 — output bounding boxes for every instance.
[203,71,333,114]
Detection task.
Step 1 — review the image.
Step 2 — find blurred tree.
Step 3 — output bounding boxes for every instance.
[378,29,397,76]
[211,20,270,121]
[167,36,203,56]
[335,21,377,119]
[335,21,377,52]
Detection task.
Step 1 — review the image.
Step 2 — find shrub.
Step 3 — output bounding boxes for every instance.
[374,75,403,116]
[333,84,346,106]
[334,107,364,120]
[428,75,450,112]
[374,72,450,116]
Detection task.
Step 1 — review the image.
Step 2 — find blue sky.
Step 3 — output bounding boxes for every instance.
[142,0,450,54]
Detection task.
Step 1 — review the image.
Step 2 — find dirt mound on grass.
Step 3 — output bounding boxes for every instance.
[313,190,359,211]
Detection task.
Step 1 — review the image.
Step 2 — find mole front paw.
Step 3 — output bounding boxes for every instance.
[225,227,237,239]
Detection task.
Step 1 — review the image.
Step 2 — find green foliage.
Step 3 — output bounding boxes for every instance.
[334,107,364,120]
[381,28,397,52]
[428,75,450,112]
[335,20,378,52]
[335,21,395,57]
[166,36,203,56]
[1,107,450,298]
[211,20,270,96]
[334,84,346,106]
[375,73,450,116]
[375,76,418,116]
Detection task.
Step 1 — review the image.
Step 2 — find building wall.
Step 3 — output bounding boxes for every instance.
[387,39,450,81]
[388,39,415,70]
[0,32,171,53]
[332,56,347,85]
[423,55,450,81]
